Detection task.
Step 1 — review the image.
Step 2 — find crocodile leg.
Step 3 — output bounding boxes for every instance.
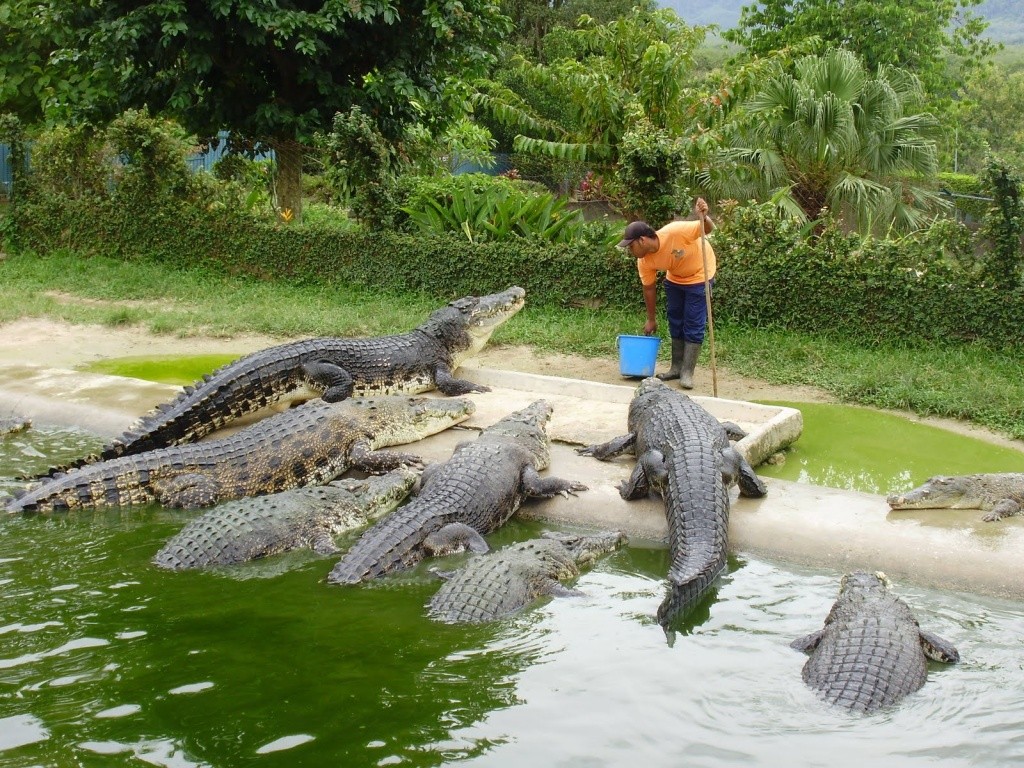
[790,628,826,653]
[520,466,588,498]
[982,498,1022,522]
[919,630,960,663]
[576,433,636,461]
[300,360,355,402]
[434,364,491,396]
[721,446,768,498]
[618,449,666,500]
[424,522,490,555]
[349,438,425,473]
[154,473,224,508]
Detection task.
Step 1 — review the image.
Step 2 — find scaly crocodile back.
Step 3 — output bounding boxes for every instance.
[6,396,463,514]
[427,538,578,623]
[153,469,418,570]
[627,380,731,626]
[327,402,554,585]
[327,436,533,583]
[798,574,930,712]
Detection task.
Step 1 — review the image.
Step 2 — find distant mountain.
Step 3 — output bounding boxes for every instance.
[657,0,1023,44]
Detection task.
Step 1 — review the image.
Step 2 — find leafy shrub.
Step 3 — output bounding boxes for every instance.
[401,173,587,243]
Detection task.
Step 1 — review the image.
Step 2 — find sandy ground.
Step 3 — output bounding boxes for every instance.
[0,317,1021,452]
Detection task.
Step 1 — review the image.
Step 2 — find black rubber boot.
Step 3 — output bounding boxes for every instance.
[677,341,702,389]
[656,338,685,381]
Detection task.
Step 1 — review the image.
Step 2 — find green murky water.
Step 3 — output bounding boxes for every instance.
[755,401,1024,496]
[4,357,1018,765]
[83,355,238,387]
[2,424,1023,767]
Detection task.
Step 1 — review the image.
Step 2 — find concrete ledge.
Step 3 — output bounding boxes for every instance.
[4,360,1024,600]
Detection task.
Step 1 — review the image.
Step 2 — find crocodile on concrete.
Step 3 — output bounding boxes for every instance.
[3,396,473,514]
[887,473,1024,522]
[426,529,627,623]
[791,571,960,713]
[577,377,767,631]
[153,468,420,570]
[34,286,524,478]
[326,399,588,585]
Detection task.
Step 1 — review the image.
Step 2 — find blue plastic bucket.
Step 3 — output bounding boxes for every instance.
[617,334,661,377]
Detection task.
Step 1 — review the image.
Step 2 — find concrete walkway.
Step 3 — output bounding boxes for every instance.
[2,360,1023,601]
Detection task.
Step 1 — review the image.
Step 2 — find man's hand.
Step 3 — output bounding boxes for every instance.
[695,197,709,217]
[643,319,657,336]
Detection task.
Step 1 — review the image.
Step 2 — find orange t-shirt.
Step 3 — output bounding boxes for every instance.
[636,220,716,287]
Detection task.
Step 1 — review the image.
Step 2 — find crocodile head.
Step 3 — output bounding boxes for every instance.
[486,399,554,468]
[838,571,891,599]
[887,475,979,510]
[424,286,526,364]
[355,395,476,446]
[328,467,420,511]
[543,529,628,566]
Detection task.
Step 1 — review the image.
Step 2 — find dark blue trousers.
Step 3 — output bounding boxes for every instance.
[663,279,713,343]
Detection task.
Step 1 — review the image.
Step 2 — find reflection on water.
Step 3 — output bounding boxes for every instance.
[3,425,1024,766]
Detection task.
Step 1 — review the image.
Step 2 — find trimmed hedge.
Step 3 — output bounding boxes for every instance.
[12,195,1024,349]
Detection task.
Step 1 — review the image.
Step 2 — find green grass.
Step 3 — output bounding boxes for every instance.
[2,249,1023,440]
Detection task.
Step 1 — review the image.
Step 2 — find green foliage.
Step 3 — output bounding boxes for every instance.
[615,117,689,223]
[401,173,587,243]
[318,107,402,228]
[936,172,988,222]
[712,202,1024,347]
[713,49,946,235]
[0,0,511,220]
[978,156,1024,289]
[25,124,112,200]
[952,64,1024,174]
[105,108,197,201]
[724,0,997,101]
[476,9,704,161]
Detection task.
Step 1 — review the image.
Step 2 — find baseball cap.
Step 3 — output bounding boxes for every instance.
[617,221,657,249]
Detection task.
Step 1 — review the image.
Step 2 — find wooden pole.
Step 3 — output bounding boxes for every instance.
[698,221,718,398]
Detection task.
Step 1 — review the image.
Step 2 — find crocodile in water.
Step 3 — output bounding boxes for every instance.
[791,571,960,713]
[153,468,420,570]
[327,400,588,585]
[426,529,627,623]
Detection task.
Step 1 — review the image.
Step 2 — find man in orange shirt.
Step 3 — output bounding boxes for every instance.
[617,198,715,389]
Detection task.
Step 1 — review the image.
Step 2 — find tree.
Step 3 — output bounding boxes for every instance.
[723,0,996,100]
[0,0,510,221]
[712,49,946,235]
[952,64,1024,173]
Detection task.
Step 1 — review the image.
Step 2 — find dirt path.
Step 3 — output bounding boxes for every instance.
[1,317,1020,452]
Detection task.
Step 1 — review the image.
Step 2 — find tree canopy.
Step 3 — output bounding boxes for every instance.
[0,0,511,218]
[711,48,946,234]
[724,0,996,98]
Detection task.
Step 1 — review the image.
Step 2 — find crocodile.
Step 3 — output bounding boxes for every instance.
[327,399,588,585]
[426,529,627,623]
[34,286,524,478]
[4,395,474,514]
[577,377,767,630]
[791,571,960,713]
[0,416,31,437]
[153,468,420,570]
[887,473,1024,522]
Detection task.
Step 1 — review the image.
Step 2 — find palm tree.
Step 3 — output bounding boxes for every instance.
[710,48,946,235]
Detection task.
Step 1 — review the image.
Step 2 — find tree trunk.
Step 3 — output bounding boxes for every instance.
[272,137,303,223]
